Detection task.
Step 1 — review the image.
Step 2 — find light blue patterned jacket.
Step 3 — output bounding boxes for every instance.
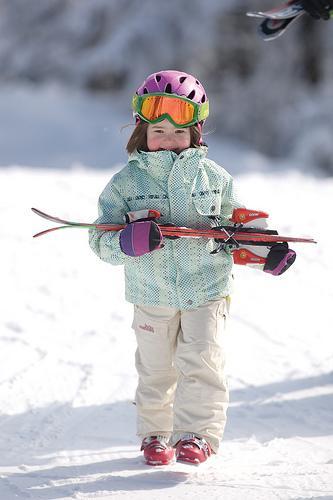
[89,147,243,309]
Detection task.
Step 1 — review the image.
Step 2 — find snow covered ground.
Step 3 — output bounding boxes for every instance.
[0,80,332,500]
[1,161,333,499]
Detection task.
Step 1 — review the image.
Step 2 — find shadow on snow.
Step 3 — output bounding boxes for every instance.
[1,372,332,497]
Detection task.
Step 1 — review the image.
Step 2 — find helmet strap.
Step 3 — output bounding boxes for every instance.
[197,122,203,145]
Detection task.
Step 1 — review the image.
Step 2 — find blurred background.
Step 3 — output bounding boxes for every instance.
[0,0,332,173]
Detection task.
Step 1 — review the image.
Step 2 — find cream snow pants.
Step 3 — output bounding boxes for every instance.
[132,297,229,453]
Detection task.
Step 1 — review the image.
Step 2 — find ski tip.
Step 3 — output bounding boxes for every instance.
[32,231,43,238]
[31,207,42,216]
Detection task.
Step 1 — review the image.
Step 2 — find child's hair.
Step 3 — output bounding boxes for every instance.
[126,121,203,154]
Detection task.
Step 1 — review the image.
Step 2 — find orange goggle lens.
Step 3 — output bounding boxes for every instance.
[140,95,196,126]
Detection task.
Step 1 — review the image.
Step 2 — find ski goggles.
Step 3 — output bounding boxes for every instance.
[132,93,209,128]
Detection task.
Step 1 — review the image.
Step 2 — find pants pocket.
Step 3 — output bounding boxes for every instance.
[132,308,172,371]
[216,297,230,341]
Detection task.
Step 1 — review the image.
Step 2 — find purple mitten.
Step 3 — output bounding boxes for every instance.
[119,221,163,257]
[264,243,296,276]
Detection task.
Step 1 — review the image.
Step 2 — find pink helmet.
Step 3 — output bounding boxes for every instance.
[135,69,208,108]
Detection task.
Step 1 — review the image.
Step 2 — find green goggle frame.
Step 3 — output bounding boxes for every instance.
[131,92,209,128]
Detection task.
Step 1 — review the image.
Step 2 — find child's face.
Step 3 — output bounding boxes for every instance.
[146,119,191,155]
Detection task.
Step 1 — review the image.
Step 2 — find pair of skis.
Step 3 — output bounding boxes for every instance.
[31,207,316,267]
[247,0,333,41]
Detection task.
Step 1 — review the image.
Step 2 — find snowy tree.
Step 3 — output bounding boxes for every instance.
[0,0,332,172]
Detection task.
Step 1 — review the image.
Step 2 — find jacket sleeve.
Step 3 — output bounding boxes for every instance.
[219,173,269,229]
[88,175,131,265]
[219,173,245,225]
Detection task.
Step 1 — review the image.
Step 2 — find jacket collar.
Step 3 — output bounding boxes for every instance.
[128,147,208,180]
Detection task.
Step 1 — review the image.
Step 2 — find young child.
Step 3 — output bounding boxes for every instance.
[89,70,295,466]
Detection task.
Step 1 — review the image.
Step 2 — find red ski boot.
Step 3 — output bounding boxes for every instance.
[141,435,175,466]
[175,434,212,465]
